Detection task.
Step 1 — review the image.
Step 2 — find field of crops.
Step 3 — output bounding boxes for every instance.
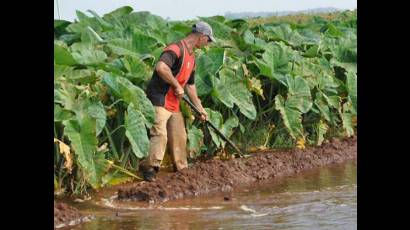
[54,6,356,194]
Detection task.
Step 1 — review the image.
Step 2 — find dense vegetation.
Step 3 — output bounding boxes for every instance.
[54,6,356,195]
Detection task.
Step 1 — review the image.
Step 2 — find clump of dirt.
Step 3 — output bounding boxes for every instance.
[118,136,356,203]
[54,201,83,229]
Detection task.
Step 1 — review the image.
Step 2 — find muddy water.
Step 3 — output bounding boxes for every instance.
[66,160,356,230]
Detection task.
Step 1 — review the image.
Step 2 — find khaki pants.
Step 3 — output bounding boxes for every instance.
[144,106,188,171]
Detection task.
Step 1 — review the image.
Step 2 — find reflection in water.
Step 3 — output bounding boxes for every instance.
[68,160,356,230]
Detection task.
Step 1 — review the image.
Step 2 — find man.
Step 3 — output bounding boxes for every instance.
[140,21,215,182]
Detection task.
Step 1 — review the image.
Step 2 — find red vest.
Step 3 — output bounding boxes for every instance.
[163,41,195,112]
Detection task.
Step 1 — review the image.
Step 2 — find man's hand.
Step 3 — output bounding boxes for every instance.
[199,109,208,121]
[174,84,184,100]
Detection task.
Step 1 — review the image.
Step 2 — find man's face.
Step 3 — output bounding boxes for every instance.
[195,34,212,48]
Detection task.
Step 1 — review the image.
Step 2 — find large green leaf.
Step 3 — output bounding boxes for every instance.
[107,32,158,58]
[54,44,77,66]
[63,116,109,189]
[170,23,192,35]
[107,39,139,57]
[196,48,225,77]
[122,56,152,83]
[199,16,234,41]
[254,42,291,81]
[213,68,256,120]
[165,31,186,44]
[70,43,107,65]
[102,74,155,128]
[125,104,150,158]
[187,125,204,157]
[212,73,235,108]
[195,48,225,96]
[87,101,106,136]
[263,24,305,47]
[285,75,313,113]
[242,30,267,51]
[103,6,133,20]
[325,23,343,37]
[274,95,303,140]
[132,32,159,54]
[205,109,223,148]
[125,11,167,32]
[195,74,214,96]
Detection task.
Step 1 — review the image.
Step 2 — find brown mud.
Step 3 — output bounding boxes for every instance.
[54,201,90,229]
[117,136,357,203]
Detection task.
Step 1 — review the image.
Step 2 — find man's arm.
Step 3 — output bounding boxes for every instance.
[185,84,208,121]
[156,61,184,99]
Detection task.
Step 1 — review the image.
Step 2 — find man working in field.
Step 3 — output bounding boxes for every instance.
[140,21,215,182]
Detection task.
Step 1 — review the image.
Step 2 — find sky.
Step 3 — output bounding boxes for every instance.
[54,0,357,22]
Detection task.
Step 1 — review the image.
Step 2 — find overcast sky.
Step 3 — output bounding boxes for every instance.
[54,0,357,22]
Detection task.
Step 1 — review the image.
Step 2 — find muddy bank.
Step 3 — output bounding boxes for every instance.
[117,137,357,203]
[54,201,84,229]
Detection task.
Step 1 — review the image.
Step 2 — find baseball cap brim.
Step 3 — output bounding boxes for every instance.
[209,35,216,42]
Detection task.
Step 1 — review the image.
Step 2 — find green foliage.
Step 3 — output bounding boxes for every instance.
[54,8,356,194]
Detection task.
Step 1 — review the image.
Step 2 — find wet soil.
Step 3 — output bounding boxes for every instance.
[117,136,357,203]
[54,201,83,229]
